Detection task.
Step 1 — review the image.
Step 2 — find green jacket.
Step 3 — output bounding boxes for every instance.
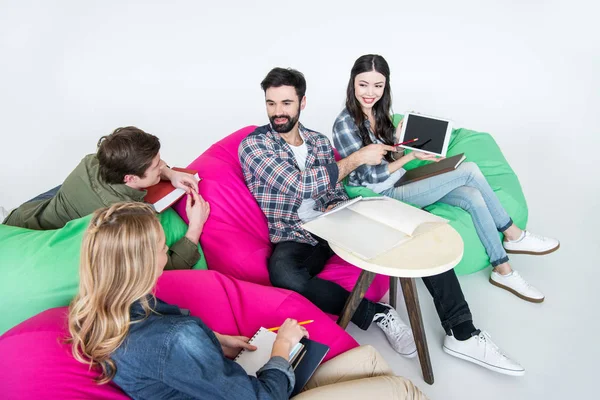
[4,154,200,270]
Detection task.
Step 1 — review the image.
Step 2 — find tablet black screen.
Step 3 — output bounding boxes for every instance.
[402,114,449,154]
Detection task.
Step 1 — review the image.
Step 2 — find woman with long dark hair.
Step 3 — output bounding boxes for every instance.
[334,54,558,303]
[332,54,559,375]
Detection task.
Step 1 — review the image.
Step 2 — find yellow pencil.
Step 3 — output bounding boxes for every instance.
[267,320,314,332]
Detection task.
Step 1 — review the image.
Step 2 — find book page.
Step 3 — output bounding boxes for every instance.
[302,208,409,260]
[348,198,447,236]
[234,327,277,377]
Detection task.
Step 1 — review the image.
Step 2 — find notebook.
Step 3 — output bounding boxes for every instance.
[394,153,466,187]
[143,167,200,213]
[233,327,304,377]
[291,337,330,396]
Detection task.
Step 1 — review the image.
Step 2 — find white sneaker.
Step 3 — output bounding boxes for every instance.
[0,206,9,223]
[503,230,559,255]
[489,270,545,303]
[443,331,525,376]
[374,304,417,358]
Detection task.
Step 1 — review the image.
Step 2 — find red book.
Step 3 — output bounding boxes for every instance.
[144,167,200,213]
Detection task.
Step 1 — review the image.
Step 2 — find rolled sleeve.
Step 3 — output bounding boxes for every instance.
[165,237,201,270]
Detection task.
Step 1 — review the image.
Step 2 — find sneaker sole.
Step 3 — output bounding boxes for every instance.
[504,242,560,255]
[399,348,418,359]
[443,345,525,376]
[489,278,544,303]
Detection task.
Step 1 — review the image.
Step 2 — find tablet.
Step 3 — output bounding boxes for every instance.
[397,112,453,157]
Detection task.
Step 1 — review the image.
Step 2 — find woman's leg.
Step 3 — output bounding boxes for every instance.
[303,345,393,391]
[438,186,510,270]
[438,187,544,302]
[296,345,429,400]
[292,376,429,400]
[385,162,545,302]
[384,162,510,224]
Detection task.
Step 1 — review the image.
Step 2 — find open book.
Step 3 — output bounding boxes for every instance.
[302,197,448,260]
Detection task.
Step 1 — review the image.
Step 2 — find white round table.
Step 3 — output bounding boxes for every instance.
[330,224,464,385]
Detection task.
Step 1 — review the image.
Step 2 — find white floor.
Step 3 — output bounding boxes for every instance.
[346,199,599,399]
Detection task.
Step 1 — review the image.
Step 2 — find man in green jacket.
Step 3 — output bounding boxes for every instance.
[3,126,210,270]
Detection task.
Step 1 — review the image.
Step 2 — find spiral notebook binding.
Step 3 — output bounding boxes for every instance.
[233,327,266,362]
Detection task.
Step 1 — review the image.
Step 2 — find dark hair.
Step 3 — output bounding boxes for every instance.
[261,67,307,100]
[345,54,395,160]
[96,127,161,184]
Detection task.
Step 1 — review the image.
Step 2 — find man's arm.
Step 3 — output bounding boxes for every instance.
[239,134,338,200]
[160,162,199,193]
[333,117,397,184]
[335,144,395,182]
[163,190,210,271]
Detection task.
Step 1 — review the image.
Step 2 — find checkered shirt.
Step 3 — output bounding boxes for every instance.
[239,124,348,245]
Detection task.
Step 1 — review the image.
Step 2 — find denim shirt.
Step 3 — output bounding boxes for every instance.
[111,297,295,400]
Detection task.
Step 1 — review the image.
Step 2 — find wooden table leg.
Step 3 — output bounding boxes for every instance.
[389,276,398,309]
[400,277,434,385]
[337,269,376,329]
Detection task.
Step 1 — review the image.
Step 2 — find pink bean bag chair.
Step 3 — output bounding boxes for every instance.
[173,126,388,301]
[0,270,357,399]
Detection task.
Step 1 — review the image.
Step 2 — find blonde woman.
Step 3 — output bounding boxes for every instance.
[68,202,428,400]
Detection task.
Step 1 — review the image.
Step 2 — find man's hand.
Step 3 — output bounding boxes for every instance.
[169,170,199,193]
[358,144,396,165]
[184,189,210,244]
[215,333,257,359]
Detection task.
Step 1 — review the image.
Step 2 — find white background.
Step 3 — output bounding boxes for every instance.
[1,1,599,398]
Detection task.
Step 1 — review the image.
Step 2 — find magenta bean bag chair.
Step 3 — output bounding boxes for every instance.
[0,270,357,399]
[173,126,388,302]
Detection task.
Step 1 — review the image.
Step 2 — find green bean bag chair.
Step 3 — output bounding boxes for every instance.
[0,208,207,335]
[343,114,528,275]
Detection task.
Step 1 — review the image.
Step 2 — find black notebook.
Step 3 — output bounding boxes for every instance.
[291,337,330,396]
[395,153,466,187]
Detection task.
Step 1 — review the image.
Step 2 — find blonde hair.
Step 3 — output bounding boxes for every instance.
[68,202,164,384]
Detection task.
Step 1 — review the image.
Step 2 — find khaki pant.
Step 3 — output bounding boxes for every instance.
[293,345,429,400]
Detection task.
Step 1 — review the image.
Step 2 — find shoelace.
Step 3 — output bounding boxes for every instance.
[510,271,532,289]
[378,311,411,339]
[527,231,548,242]
[477,332,508,360]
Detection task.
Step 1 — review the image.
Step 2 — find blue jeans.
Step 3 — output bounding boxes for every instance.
[382,162,512,267]
[27,185,61,203]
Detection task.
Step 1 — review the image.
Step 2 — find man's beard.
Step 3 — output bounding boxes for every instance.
[269,109,301,134]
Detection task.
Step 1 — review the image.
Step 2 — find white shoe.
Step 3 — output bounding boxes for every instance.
[374,304,417,358]
[503,230,559,255]
[443,331,525,376]
[0,206,9,223]
[489,270,545,303]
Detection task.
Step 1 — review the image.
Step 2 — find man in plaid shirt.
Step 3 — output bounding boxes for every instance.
[239,68,418,357]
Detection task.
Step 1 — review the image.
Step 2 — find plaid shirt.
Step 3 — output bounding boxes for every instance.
[239,124,348,245]
[332,108,397,187]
